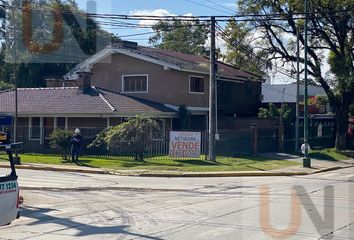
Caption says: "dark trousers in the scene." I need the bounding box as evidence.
[71,147,80,162]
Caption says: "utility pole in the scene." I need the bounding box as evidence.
[303,0,311,167]
[208,17,216,161]
[3,1,18,142]
[295,29,300,153]
[12,5,18,143]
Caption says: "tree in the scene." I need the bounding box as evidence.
[315,95,329,107]
[49,129,72,160]
[0,1,5,39]
[90,116,162,161]
[0,0,116,87]
[149,19,209,55]
[258,103,292,124]
[258,103,279,119]
[223,19,271,77]
[350,104,354,116]
[236,0,354,150]
[0,81,14,91]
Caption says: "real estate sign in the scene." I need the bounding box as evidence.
[169,131,201,158]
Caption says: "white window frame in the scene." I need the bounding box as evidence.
[122,74,149,94]
[189,75,205,94]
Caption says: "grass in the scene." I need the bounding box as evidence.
[0,154,299,172]
[310,148,351,161]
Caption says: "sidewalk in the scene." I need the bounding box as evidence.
[1,153,353,177]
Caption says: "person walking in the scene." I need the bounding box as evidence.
[71,129,83,163]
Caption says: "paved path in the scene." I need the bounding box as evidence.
[1,168,354,239]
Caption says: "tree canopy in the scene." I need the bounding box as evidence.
[0,0,116,88]
[223,20,271,77]
[149,19,209,55]
[233,0,354,149]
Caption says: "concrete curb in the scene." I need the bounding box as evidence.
[1,163,353,178]
[312,165,353,174]
[135,171,310,178]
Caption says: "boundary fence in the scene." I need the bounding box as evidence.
[3,124,334,159]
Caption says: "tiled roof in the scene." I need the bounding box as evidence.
[64,45,262,81]
[98,88,177,115]
[0,87,176,116]
[136,46,260,80]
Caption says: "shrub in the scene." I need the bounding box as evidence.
[49,129,72,160]
[90,116,162,160]
[258,103,292,124]
[0,81,14,91]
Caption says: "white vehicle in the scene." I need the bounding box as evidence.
[0,138,22,226]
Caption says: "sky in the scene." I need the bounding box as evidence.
[73,0,297,84]
[75,0,236,45]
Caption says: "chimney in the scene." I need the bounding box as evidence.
[77,72,92,93]
[46,78,64,87]
[112,40,138,50]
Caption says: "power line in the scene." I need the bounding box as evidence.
[203,0,236,14]
[182,0,235,15]
[216,23,298,80]
[1,3,353,22]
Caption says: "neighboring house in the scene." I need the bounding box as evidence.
[262,83,328,114]
[0,41,263,145]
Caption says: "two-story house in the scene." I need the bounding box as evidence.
[64,41,264,129]
[0,41,263,146]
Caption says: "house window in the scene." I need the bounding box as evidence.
[57,117,66,128]
[122,75,148,93]
[189,76,204,94]
[30,117,40,140]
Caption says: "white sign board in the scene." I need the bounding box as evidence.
[0,180,19,226]
[169,131,201,158]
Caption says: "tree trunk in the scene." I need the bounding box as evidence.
[335,104,349,150]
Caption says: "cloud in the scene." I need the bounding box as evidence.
[205,35,228,55]
[220,2,238,11]
[129,9,194,27]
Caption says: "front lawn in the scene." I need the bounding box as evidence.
[0,154,299,172]
[310,148,351,161]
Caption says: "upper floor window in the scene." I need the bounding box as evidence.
[189,76,204,94]
[122,74,148,93]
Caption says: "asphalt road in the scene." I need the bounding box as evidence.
[1,168,354,240]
